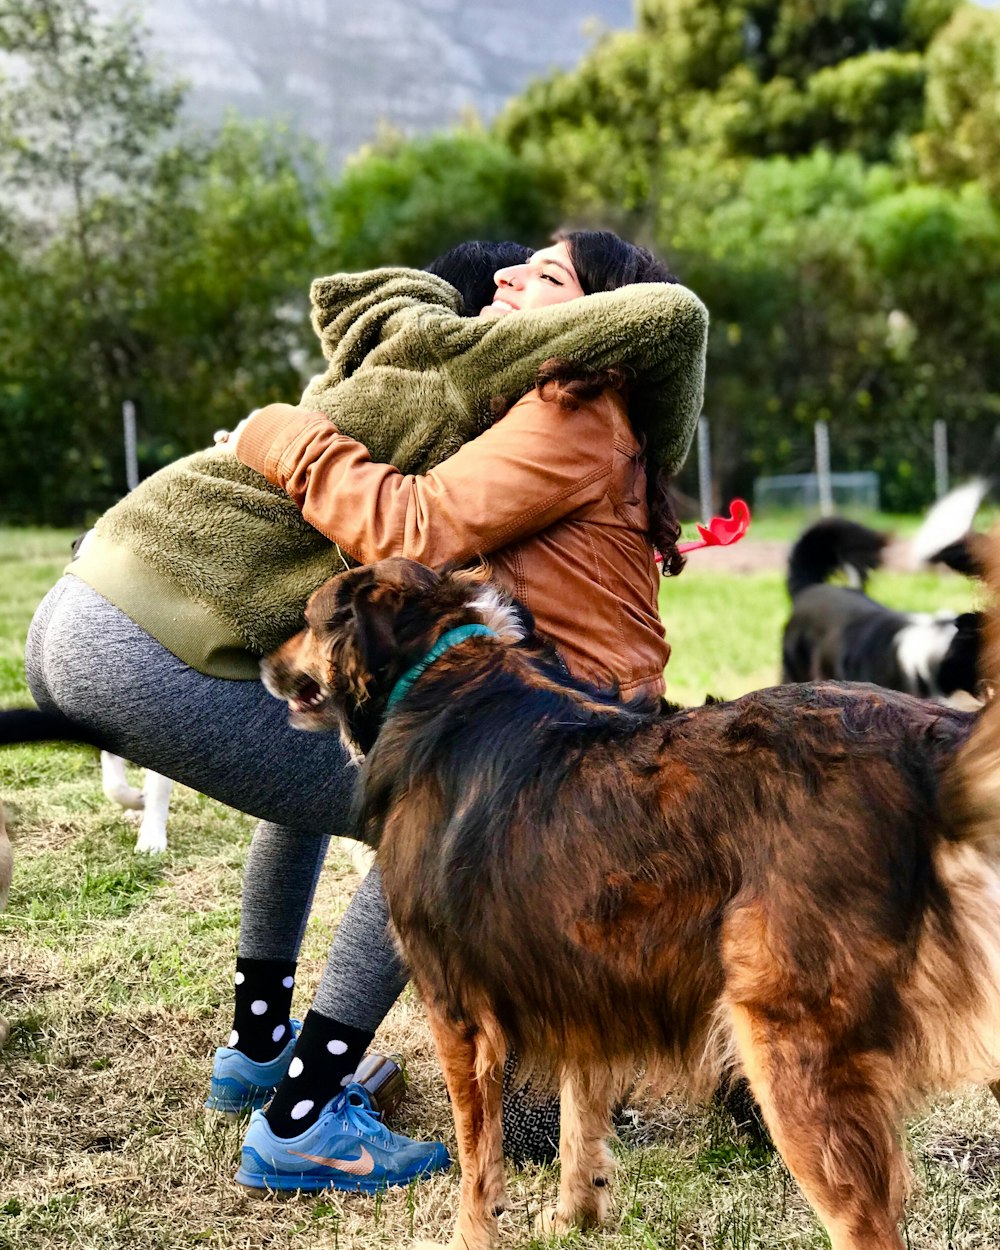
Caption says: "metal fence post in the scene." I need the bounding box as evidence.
[815,419,833,516]
[697,416,712,519]
[122,400,139,492]
[933,419,948,500]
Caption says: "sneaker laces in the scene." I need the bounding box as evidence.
[339,1083,395,1146]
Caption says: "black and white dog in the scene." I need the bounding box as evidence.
[781,513,984,703]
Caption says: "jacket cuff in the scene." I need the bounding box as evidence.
[235,408,330,485]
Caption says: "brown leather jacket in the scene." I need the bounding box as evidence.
[236,388,670,701]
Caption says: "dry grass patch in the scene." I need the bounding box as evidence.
[6,759,1000,1250]
[2,528,998,1248]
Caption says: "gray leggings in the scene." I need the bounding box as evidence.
[25,576,406,1030]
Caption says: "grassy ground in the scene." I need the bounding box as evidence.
[1,523,997,1250]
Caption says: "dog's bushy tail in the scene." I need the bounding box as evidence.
[945,525,1000,844]
[786,517,888,598]
[910,478,990,571]
[0,708,104,749]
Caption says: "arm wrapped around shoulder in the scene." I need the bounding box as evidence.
[470,283,708,480]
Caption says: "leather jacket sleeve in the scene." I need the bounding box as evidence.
[235,390,616,567]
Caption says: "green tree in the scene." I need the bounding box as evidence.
[913,4,1000,197]
[127,120,324,459]
[318,128,563,270]
[494,0,995,508]
[0,0,184,410]
[0,0,325,522]
[0,0,187,518]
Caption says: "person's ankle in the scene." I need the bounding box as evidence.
[263,1012,373,1137]
[228,956,298,1061]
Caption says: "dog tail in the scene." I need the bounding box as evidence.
[910,478,990,572]
[945,524,1000,843]
[918,533,989,579]
[0,708,104,750]
[786,517,888,597]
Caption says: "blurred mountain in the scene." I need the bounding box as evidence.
[98,0,635,167]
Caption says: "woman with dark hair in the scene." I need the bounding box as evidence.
[215,229,706,1186]
[25,230,707,1192]
[489,230,686,580]
[556,228,678,290]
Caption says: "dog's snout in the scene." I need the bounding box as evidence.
[260,631,312,700]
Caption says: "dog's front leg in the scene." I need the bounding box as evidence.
[537,1063,616,1235]
[134,770,173,855]
[414,1005,506,1250]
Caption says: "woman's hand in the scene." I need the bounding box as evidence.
[212,415,254,453]
[212,405,301,453]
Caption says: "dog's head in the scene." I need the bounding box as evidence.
[262,558,527,756]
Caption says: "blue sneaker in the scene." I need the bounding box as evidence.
[205,1020,302,1114]
[235,1082,451,1193]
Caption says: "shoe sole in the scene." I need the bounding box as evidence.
[204,1094,271,1116]
[204,1101,262,1120]
[234,1165,443,1194]
[235,1148,449,1194]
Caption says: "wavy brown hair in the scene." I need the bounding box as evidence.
[492,357,685,576]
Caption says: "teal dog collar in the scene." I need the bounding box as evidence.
[385,624,497,712]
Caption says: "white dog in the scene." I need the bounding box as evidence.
[100,753,173,855]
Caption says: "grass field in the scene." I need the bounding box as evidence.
[1,523,998,1250]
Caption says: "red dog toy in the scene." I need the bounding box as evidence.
[658,499,751,564]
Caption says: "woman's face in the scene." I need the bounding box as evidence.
[482,242,585,317]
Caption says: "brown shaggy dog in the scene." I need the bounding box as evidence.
[262,553,1000,1250]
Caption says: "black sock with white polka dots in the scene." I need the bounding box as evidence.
[228,957,298,1063]
[264,1010,373,1138]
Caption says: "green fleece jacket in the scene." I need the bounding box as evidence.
[72,269,707,677]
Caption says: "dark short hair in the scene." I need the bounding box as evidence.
[555,230,678,293]
[426,240,532,316]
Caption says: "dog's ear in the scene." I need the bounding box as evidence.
[929,536,987,578]
[338,560,442,695]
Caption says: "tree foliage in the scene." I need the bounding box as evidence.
[0,0,324,522]
[319,129,562,270]
[494,0,999,508]
[1,0,998,520]
[915,4,1000,197]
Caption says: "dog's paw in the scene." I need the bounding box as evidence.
[104,782,145,810]
[534,1206,571,1237]
[411,1228,498,1250]
[134,825,168,855]
[535,1197,607,1237]
[349,842,376,877]
[411,1242,494,1250]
